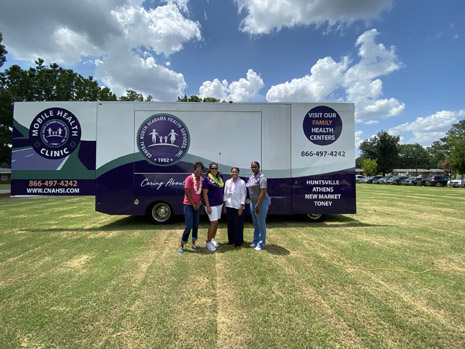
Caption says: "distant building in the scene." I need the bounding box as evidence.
[356,168,446,176]
[0,168,11,184]
[392,169,445,176]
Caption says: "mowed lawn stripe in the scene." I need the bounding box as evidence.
[265,229,366,347]
[275,228,463,348]
[100,224,218,348]
[267,193,465,348]
[215,238,334,348]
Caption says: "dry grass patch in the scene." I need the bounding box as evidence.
[269,252,365,347]
[215,251,250,349]
[59,254,95,273]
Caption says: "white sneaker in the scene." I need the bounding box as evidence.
[254,246,262,251]
[206,242,216,251]
[249,243,256,248]
[211,238,219,248]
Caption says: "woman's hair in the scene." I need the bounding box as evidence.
[231,167,240,173]
[208,162,220,177]
[251,161,260,168]
[193,161,204,171]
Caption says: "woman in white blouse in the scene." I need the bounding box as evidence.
[223,167,247,246]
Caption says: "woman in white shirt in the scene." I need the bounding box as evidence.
[223,167,247,246]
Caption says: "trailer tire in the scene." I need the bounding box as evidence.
[148,202,173,224]
[306,213,323,222]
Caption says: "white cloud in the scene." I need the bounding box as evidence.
[234,0,393,35]
[347,29,402,81]
[0,0,125,63]
[199,79,229,101]
[111,2,201,56]
[359,98,405,118]
[229,69,265,101]
[355,130,364,150]
[388,110,465,145]
[199,69,264,102]
[344,29,405,120]
[266,57,348,102]
[95,43,186,100]
[0,0,201,99]
[266,29,404,122]
[49,27,102,64]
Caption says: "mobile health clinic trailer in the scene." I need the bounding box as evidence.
[11,101,356,223]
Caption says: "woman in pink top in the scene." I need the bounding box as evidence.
[179,161,204,254]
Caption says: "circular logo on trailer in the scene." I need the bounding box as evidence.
[137,113,190,166]
[303,106,343,146]
[29,107,81,159]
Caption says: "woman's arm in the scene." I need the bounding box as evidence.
[238,180,246,216]
[203,188,211,214]
[255,188,267,214]
[239,180,247,205]
[185,188,199,210]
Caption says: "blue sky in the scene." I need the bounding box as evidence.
[1,0,464,151]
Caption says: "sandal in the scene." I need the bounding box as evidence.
[178,248,183,254]
[191,245,200,251]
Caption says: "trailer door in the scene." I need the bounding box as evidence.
[133,108,262,211]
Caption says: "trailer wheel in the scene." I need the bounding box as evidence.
[148,202,173,224]
[306,213,323,222]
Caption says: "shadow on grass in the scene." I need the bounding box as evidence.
[214,242,290,256]
[16,213,382,234]
[105,214,380,231]
[265,214,381,228]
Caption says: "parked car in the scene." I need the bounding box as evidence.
[362,176,371,183]
[419,176,431,186]
[356,175,366,183]
[421,175,449,187]
[402,177,417,185]
[448,176,464,188]
[375,176,388,184]
[366,176,382,184]
[409,176,426,186]
[388,175,409,185]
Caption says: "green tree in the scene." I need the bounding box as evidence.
[202,97,220,102]
[444,119,465,175]
[397,143,431,172]
[427,140,449,169]
[177,94,202,102]
[359,131,400,175]
[119,89,152,101]
[355,155,365,169]
[0,33,7,68]
[177,94,219,102]
[362,158,378,176]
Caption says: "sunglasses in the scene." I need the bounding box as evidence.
[210,167,218,170]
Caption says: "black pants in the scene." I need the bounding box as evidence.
[226,207,244,246]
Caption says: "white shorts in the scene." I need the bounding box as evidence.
[205,204,222,221]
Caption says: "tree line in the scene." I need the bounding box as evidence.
[357,128,465,177]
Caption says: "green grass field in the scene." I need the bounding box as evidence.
[1,185,464,348]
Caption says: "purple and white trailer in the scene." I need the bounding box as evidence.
[12,101,355,223]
